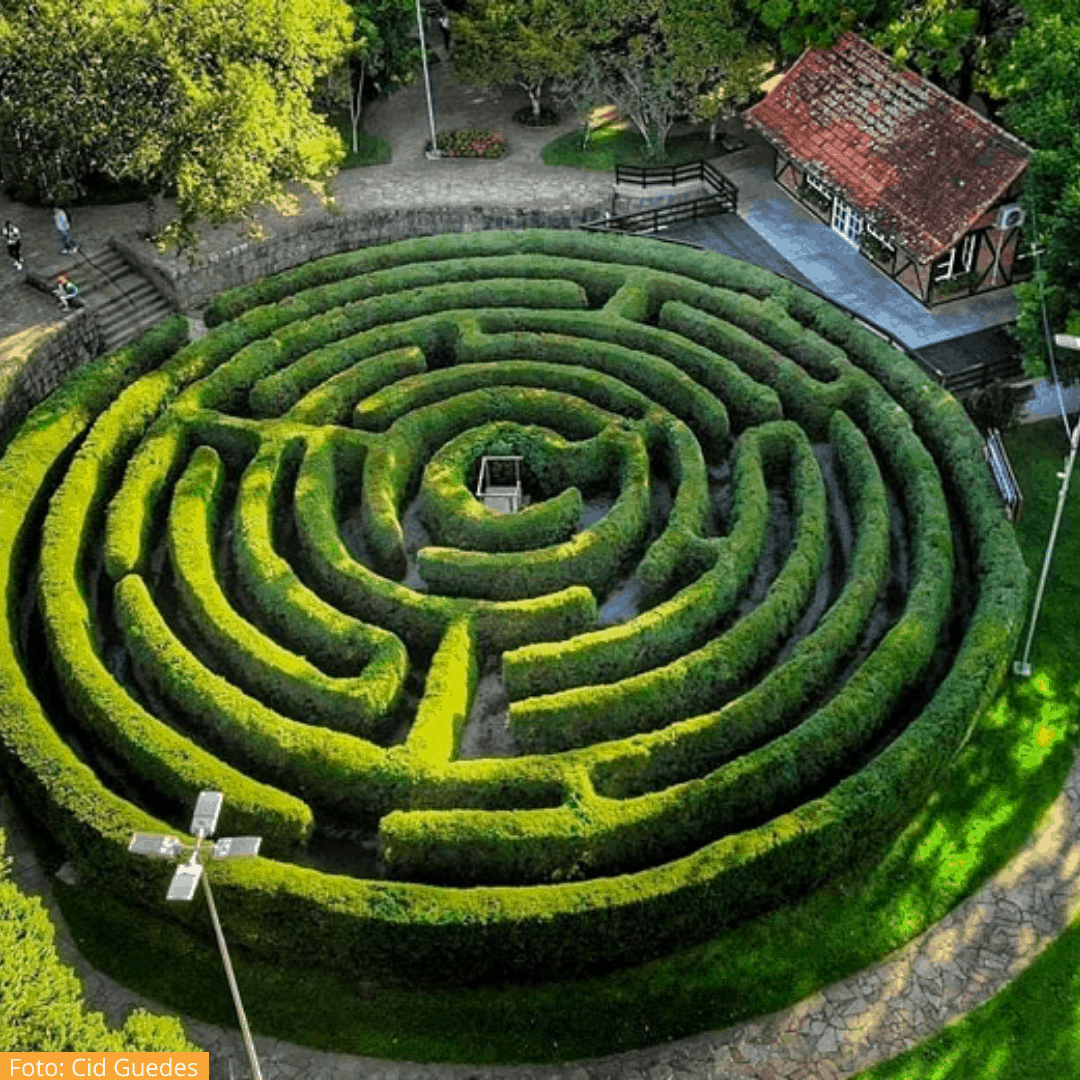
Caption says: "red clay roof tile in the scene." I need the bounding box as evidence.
[744,32,1030,262]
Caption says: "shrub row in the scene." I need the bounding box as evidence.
[358,383,628,580]
[230,436,409,688]
[419,425,651,601]
[659,300,874,440]
[184,279,588,416]
[353,356,655,436]
[103,416,189,579]
[591,409,891,798]
[465,306,780,436]
[456,327,730,461]
[418,422,586,552]
[502,421,769,701]
[371,388,962,883]
[284,345,428,425]
[0,232,1027,989]
[200,229,799,331]
[508,422,828,752]
[167,445,405,736]
[117,562,567,819]
[250,315,456,418]
[203,247,632,327]
[34,365,314,853]
[292,425,597,655]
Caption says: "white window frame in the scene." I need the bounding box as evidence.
[863,221,895,255]
[831,197,865,246]
[935,232,978,281]
[804,172,832,198]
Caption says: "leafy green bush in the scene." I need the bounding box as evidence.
[0,831,199,1052]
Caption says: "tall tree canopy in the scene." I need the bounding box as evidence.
[993,0,1080,379]
[572,0,766,158]
[452,0,600,121]
[0,0,354,247]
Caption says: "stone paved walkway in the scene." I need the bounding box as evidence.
[2,38,1077,1080]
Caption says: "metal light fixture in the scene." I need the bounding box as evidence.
[129,792,263,1079]
[416,0,440,158]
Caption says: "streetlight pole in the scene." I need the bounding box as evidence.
[129,792,263,1080]
[416,0,440,158]
[1014,335,1080,677]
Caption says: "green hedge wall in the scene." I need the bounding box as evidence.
[0,229,1027,990]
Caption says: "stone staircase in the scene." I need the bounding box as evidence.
[29,246,174,355]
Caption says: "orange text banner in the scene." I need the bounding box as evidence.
[0,1055,209,1079]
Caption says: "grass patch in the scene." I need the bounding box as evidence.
[846,417,1080,1080]
[48,415,1080,1065]
[330,109,392,168]
[541,116,726,171]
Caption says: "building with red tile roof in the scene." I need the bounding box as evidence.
[743,32,1034,306]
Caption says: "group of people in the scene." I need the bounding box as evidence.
[4,207,81,309]
[3,207,79,272]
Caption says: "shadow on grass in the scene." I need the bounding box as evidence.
[541,123,730,171]
[843,419,1080,1080]
[51,418,1080,1066]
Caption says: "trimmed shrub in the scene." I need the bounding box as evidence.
[0,228,1026,991]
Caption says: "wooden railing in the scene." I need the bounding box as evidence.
[581,159,738,238]
[940,354,1026,397]
[614,159,738,210]
[580,194,735,238]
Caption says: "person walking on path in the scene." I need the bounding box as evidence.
[437,13,451,52]
[53,206,78,255]
[2,219,22,271]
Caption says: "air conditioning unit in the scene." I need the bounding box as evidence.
[994,204,1025,230]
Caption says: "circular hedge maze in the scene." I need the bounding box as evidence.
[0,230,1026,988]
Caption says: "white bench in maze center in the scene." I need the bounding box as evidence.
[477,456,523,514]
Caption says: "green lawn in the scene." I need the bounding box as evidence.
[50,417,1080,1066]
[847,417,1080,1080]
[541,117,728,171]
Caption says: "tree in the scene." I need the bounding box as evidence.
[321,0,419,154]
[453,0,598,121]
[0,0,355,249]
[578,0,761,160]
[992,0,1080,380]
[871,0,1029,121]
[736,0,894,62]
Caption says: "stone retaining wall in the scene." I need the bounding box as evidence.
[114,203,610,311]
[0,308,103,445]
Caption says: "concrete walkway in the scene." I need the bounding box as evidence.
[2,46,1079,1080]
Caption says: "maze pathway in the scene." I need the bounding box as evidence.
[0,229,1025,1025]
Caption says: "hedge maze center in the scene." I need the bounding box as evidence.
[0,229,1026,1001]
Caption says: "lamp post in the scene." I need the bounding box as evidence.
[1014,334,1080,677]
[416,0,440,158]
[129,792,263,1080]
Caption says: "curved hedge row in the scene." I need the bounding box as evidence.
[0,229,1026,993]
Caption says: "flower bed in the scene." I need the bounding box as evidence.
[429,128,507,159]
